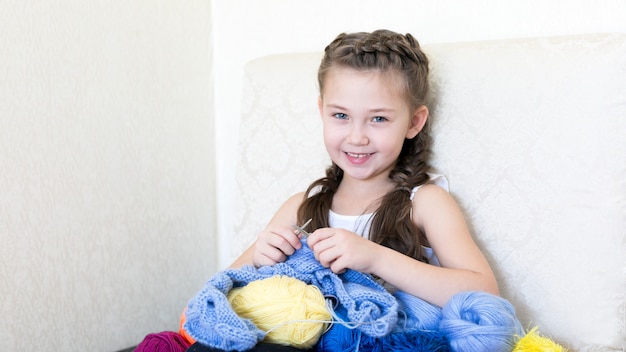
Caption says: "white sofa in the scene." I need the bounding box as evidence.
[231,33,626,351]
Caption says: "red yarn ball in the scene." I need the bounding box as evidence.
[135,331,191,352]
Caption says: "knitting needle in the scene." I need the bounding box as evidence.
[292,218,312,239]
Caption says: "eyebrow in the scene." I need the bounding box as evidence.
[325,103,396,113]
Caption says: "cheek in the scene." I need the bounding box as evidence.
[322,126,338,152]
[379,130,407,154]
[322,124,342,144]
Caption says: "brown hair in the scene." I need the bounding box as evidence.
[297,30,432,262]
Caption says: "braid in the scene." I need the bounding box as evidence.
[297,163,342,230]
[300,30,432,262]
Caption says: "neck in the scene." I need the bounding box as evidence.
[333,175,395,215]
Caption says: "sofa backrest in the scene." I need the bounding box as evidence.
[233,33,626,351]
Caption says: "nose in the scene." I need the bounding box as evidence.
[347,124,369,146]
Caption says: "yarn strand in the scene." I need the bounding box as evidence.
[183,241,528,352]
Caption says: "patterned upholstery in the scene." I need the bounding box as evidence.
[232,34,626,351]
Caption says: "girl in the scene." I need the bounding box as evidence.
[231,29,498,308]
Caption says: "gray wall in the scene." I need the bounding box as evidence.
[0,2,216,350]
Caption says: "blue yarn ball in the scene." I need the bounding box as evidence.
[439,291,523,352]
[316,322,449,352]
[394,290,442,331]
[316,303,449,352]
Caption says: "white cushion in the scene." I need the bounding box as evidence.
[233,33,626,351]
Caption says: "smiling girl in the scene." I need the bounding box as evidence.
[231,29,498,308]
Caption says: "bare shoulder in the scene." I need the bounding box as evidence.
[410,183,467,234]
[276,191,307,215]
[283,191,306,208]
[410,183,498,293]
[411,183,487,266]
[266,191,307,225]
[411,183,459,212]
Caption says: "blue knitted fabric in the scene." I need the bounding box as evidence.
[315,289,450,351]
[183,240,398,351]
[316,290,522,352]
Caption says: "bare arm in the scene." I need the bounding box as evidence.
[307,184,498,307]
[228,192,305,269]
[370,184,499,306]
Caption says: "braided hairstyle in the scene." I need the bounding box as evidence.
[297,30,432,262]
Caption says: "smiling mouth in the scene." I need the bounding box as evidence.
[345,152,373,158]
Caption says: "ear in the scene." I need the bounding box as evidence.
[406,105,429,139]
[317,96,324,117]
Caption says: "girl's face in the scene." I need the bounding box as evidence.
[318,68,427,184]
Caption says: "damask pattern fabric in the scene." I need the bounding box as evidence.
[232,34,626,351]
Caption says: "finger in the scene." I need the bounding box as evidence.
[261,250,287,265]
[276,227,304,250]
[253,243,286,266]
[306,228,335,248]
[268,234,300,256]
[315,243,341,268]
[330,260,347,274]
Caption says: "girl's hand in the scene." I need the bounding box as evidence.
[252,225,302,267]
[307,228,377,274]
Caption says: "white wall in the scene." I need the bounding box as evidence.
[4,2,624,349]
[0,1,215,351]
[212,0,626,268]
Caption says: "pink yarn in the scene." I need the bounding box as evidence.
[135,331,191,352]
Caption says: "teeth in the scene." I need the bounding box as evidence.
[347,152,370,158]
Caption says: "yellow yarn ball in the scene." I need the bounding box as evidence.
[227,275,331,349]
[513,327,567,352]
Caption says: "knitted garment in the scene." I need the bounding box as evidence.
[183,240,398,351]
[315,290,450,351]
[316,290,522,352]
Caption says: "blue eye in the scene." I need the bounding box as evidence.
[372,116,387,123]
[333,113,348,120]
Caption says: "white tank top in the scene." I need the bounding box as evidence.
[328,173,448,266]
